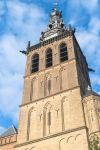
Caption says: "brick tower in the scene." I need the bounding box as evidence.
[10,5,100,150]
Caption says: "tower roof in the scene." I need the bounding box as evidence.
[20,5,75,55]
[40,5,75,42]
[49,4,64,29]
[0,125,17,138]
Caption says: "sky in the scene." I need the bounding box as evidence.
[0,0,100,134]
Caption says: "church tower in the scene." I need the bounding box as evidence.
[14,5,96,150]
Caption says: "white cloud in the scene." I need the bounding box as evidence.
[69,0,99,14]
[42,0,66,3]
[0,0,100,129]
[76,28,100,58]
[89,17,100,35]
[80,0,98,13]
[91,75,100,85]
[76,16,100,60]
[67,0,99,26]
[0,0,47,124]
[76,16,100,90]
[0,1,5,16]
[0,34,25,73]
[6,0,47,42]
[67,0,100,83]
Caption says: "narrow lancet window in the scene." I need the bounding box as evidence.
[46,49,52,68]
[60,43,68,62]
[48,112,51,126]
[31,54,39,73]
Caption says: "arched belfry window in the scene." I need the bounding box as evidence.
[60,43,68,62]
[46,49,53,68]
[31,53,39,73]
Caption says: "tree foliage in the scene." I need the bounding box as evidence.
[89,134,100,150]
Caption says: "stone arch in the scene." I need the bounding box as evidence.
[59,42,68,63]
[75,134,81,140]
[44,101,51,110]
[53,73,60,94]
[44,73,52,96]
[58,41,67,49]
[30,76,39,101]
[75,134,85,150]
[59,138,66,150]
[30,147,35,150]
[66,136,74,150]
[58,42,67,63]
[43,101,52,136]
[66,136,73,143]
[84,102,92,133]
[27,106,37,140]
[59,67,64,91]
[45,48,53,68]
[31,53,39,73]
[61,96,70,131]
[59,65,68,91]
[27,107,34,141]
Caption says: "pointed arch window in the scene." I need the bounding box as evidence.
[48,111,51,126]
[31,53,39,73]
[46,49,53,68]
[60,43,68,62]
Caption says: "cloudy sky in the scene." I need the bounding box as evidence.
[0,0,100,134]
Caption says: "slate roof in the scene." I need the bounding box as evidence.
[0,125,17,138]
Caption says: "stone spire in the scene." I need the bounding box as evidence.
[48,3,64,29]
[40,4,66,41]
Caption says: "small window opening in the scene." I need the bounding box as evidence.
[46,49,52,68]
[48,79,51,94]
[31,54,39,73]
[48,112,51,126]
[60,43,68,62]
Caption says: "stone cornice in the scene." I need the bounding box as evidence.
[26,31,74,54]
[14,126,87,148]
[24,58,76,79]
[89,130,100,136]
[0,133,17,140]
[20,86,80,107]
[0,141,17,147]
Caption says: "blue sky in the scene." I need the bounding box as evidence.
[0,0,100,134]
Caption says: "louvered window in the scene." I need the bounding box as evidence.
[31,54,39,73]
[60,43,68,62]
[46,49,52,68]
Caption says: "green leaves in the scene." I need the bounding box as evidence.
[89,134,100,150]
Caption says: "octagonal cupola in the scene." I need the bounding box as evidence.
[40,4,66,41]
[48,4,64,29]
